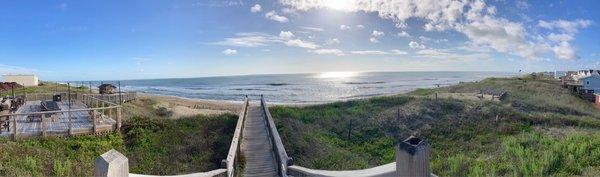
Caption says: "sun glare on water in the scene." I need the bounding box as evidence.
[317,72,358,79]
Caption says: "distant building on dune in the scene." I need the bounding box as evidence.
[2,74,38,87]
[561,70,600,102]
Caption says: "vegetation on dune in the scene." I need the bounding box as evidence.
[0,113,236,176]
[0,134,125,177]
[0,90,237,176]
[0,82,90,97]
[123,114,237,175]
[270,76,600,176]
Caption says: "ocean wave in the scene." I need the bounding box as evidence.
[344,81,386,85]
[230,88,276,91]
[266,83,290,86]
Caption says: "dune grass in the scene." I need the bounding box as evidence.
[270,76,600,176]
[0,82,238,176]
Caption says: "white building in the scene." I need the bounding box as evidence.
[3,74,39,86]
[581,71,600,94]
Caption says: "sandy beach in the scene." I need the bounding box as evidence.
[129,93,244,119]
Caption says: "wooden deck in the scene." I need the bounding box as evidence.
[0,101,116,137]
[241,104,278,177]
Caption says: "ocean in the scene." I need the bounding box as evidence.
[103,71,517,104]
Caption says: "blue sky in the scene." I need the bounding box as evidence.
[0,0,599,81]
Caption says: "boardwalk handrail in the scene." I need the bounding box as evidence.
[224,96,249,177]
[260,95,292,177]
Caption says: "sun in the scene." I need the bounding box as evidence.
[323,0,353,11]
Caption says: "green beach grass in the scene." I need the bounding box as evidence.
[270,76,600,176]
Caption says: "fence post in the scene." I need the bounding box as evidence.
[93,110,98,133]
[116,107,122,131]
[396,136,430,177]
[41,113,46,137]
[11,115,17,141]
[94,149,129,177]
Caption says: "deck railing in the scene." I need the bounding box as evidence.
[224,96,249,177]
[0,92,130,139]
[260,95,293,177]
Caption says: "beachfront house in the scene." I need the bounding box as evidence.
[2,74,38,87]
[581,71,600,94]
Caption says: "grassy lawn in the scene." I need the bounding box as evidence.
[270,76,600,176]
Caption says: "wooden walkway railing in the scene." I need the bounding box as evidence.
[223,96,249,177]
[260,95,293,177]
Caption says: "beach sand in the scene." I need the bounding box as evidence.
[134,93,244,119]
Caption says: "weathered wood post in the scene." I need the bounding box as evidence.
[396,136,430,177]
[41,113,46,137]
[11,115,17,140]
[94,149,129,177]
[93,110,98,133]
[116,107,122,131]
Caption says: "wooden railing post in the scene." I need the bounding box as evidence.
[396,136,430,177]
[92,110,98,133]
[41,113,46,137]
[116,107,122,131]
[12,115,17,140]
[94,149,129,177]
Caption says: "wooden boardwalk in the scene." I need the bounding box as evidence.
[241,103,278,177]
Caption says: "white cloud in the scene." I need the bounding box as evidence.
[214,32,319,50]
[300,26,324,32]
[285,39,318,49]
[326,38,340,45]
[281,0,591,61]
[351,50,407,55]
[340,25,351,30]
[417,49,492,62]
[547,33,573,43]
[369,38,379,43]
[222,49,238,55]
[213,32,280,47]
[356,25,365,29]
[391,49,408,55]
[310,49,345,56]
[409,41,426,49]
[265,11,289,23]
[282,7,297,15]
[370,30,385,43]
[552,42,577,60]
[250,4,261,13]
[539,19,591,33]
[279,31,295,39]
[397,31,410,38]
[371,30,384,37]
